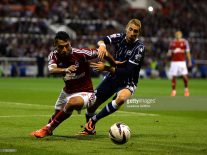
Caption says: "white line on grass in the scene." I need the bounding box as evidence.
[0,101,159,117]
[117,111,158,116]
[0,115,51,118]
[0,113,158,118]
[0,101,53,108]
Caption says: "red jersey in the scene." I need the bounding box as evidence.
[169,38,190,62]
[48,48,98,94]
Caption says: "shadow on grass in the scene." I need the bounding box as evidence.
[52,134,106,140]
[28,134,107,141]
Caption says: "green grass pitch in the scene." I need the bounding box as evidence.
[0,77,207,155]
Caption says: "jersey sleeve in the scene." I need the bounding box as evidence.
[103,33,124,44]
[48,51,57,66]
[168,41,173,53]
[184,39,190,53]
[128,45,145,66]
[73,48,98,60]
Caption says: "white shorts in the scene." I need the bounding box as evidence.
[54,89,96,110]
[169,61,188,76]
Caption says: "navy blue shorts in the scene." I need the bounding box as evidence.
[95,76,137,103]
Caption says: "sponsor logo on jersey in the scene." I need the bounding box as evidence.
[135,54,142,61]
[126,50,132,55]
[64,72,85,81]
[173,48,184,53]
[109,33,121,38]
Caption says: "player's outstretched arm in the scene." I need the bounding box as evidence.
[90,62,115,73]
[103,51,116,66]
[97,40,123,66]
[186,52,192,67]
[48,64,77,74]
[97,40,108,60]
[167,50,172,57]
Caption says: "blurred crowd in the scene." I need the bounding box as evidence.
[0,0,207,78]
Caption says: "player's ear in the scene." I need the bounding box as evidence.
[138,28,141,35]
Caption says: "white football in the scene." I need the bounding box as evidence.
[109,122,131,144]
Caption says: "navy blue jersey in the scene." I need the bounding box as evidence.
[103,33,145,86]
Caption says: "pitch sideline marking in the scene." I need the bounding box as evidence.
[117,111,158,116]
[0,101,53,108]
[0,115,51,118]
[0,101,159,117]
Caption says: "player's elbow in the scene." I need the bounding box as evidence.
[48,65,57,74]
[48,67,55,74]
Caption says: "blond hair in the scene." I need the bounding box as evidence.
[126,19,142,29]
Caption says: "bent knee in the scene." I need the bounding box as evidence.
[68,97,78,106]
[115,90,132,105]
[67,96,84,108]
[115,95,128,105]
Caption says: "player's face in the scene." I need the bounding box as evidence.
[125,23,140,43]
[175,31,182,40]
[56,39,72,56]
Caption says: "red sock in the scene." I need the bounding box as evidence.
[172,77,176,90]
[49,110,71,131]
[48,110,60,124]
[183,76,188,88]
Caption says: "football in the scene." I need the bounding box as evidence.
[109,122,131,144]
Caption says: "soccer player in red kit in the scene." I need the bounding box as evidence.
[30,31,115,138]
[167,31,192,96]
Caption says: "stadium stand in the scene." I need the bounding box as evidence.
[0,0,206,78]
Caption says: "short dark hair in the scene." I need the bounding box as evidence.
[54,31,70,42]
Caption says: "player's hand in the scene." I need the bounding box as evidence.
[65,65,77,73]
[98,46,108,60]
[188,61,192,68]
[115,60,127,65]
[90,62,105,71]
[167,51,172,57]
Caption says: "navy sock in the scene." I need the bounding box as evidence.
[92,100,119,123]
[85,111,95,122]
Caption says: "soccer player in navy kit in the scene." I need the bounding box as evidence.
[80,19,145,135]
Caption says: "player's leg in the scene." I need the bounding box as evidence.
[183,74,189,96]
[48,89,67,123]
[31,95,85,138]
[85,97,103,123]
[181,62,190,96]
[48,110,60,124]
[85,77,118,122]
[79,97,103,135]
[85,88,132,132]
[46,96,84,130]
[169,62,177,96]
[79,96,113,135]
[79,78,117,135]
[85,94,114,122]
[93,88,131,120]
[171,76,176,96]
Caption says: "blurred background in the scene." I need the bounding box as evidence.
[0,0,206,78]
